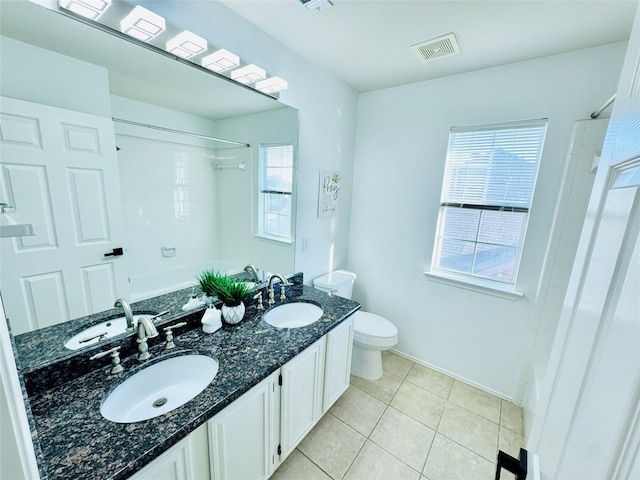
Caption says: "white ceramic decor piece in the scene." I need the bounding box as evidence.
[221,303,245,325]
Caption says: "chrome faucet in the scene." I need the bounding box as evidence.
[114,298,134,331]
[244,264,260,282]
[267,274,291,305]
[136,316,159,361]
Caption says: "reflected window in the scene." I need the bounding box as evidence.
[258,143,294,242]
[432,119,547,284]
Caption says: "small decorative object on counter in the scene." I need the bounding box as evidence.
[197,270,251,325]
[182,286,206,311]
[201,299,222,334]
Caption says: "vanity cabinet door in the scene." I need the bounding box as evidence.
[322,316,354,413]
[207,372,278,480]
[127,423,210,480]
[279,338,326,460]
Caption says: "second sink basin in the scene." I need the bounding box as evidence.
[101,354,219,423]
[264,302,324,328]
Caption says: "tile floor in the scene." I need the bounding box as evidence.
[271,351,525,480]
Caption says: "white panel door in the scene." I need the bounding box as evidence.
[280,338,325,460]
[208,372,277,480]
[0,96,129,333]
[128,438,192,480]
[322,316,354,413]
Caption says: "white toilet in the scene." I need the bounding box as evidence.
[313,270,398,381]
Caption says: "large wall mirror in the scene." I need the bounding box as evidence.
[0,1,298,336]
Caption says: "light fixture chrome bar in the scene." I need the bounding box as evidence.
[112,118,250,147]
[591,93,616,119]
[47,5,280,100]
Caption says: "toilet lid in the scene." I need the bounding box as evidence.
[354,311,397,338]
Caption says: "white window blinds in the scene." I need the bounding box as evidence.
[433,119,548,285]
[258,144,293,240]
[442,119,548,211]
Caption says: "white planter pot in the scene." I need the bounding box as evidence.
[221,302,245,325]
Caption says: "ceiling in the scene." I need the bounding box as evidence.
[1,0,636,111]
[219,0,638,93]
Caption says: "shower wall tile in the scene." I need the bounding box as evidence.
[528,118,608,382]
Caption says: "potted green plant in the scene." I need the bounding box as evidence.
[197,270,251,324]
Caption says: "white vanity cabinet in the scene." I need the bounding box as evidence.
[131,315,354,480]
[279,338,326,460]
[207,371,279,480]
[322,316,354,413]
[127,423,210,480]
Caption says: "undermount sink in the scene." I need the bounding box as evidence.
[264,302,324,329]
[101,354,219,423]
[64,314,154,350]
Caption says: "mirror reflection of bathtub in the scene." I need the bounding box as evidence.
[0,1,298,338]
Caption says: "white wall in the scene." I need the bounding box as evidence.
[348,43,627,400]
[134,0,359,282]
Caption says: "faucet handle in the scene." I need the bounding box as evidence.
[253,291,264,310]
[279,279,292,301]
[163,322,187,350]
[150,310,170,322]
[90,346,124,374]
[79,331,108,344]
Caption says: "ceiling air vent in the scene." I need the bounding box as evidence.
[299,0,333,14]
[412,33,460,63]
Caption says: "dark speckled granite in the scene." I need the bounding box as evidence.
[20,274,360,480]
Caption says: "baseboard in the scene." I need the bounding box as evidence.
[389,348,515,403]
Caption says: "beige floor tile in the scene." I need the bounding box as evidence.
[370,406,436,471]
[298,413,366,480]
[437,403,499,462]
[448,380,501,423]
[498,426,525,459]
[389,382,446,430]
[351,371,403,404]
[344,440,421,480]
[405,364,454,399]
[500,400,524,435]
[329,385,387,436]
[271,449,332,480]
[382,351,414,379]
[423,434,495,480]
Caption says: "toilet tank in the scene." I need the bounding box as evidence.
[313,270,356,299]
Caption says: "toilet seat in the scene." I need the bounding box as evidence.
[353,311,398,348]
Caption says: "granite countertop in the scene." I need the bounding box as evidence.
[20,280,360,480]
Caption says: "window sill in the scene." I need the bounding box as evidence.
[254,233,293,246]
[422,270,524,301]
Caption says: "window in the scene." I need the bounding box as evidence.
[432,119,548,285]
[257,143,294,242]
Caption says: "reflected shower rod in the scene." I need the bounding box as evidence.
[112,118,250,147]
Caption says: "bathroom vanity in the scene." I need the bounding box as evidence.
[11,273,360,480]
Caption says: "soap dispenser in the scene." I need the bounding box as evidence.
[201,298,222,334]
[182,287,206,311]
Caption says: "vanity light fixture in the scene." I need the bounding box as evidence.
[202,49,240,73]
[230,64,266,84]
[59,0,111,20]
[166,30,207,59]
[255,76,288,94]
[120,6,166,42]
